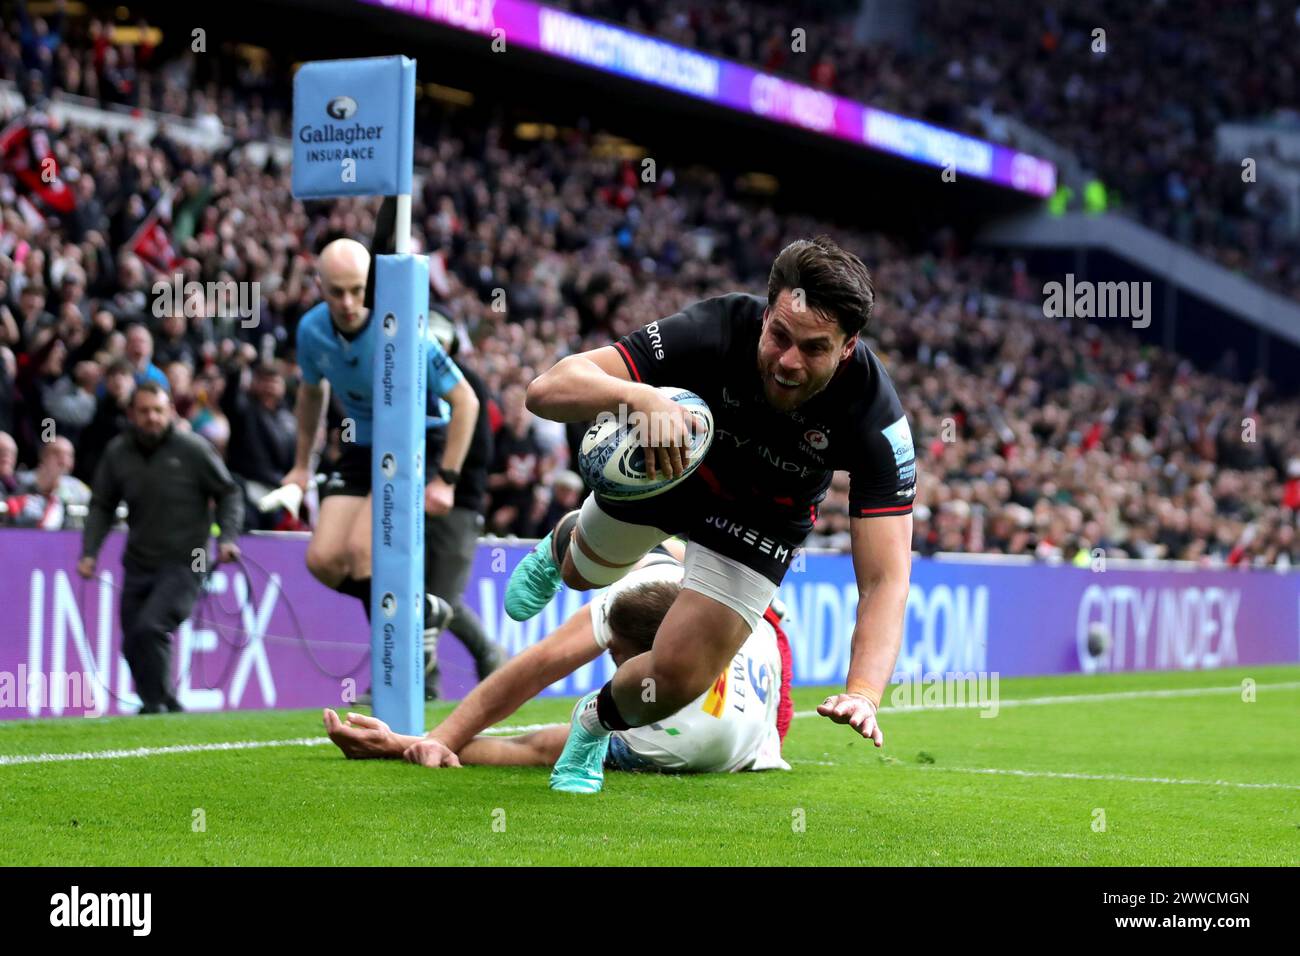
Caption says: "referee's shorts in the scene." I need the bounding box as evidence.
[318,431,443,500]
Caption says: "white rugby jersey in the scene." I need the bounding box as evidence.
[589,561,790,773]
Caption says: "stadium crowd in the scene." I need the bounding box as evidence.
[556,0,1300,299]
[0,5,1297,569]
[8,0,1297,294]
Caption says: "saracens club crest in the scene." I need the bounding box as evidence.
[804,429,829,451]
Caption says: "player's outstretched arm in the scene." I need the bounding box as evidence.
[405,607,604,767]
[455,726,570,767]
[818,513,913,747]
[323,709,424,759]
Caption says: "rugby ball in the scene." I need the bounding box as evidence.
[578,387,714,500]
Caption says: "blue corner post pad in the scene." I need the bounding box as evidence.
[370,254,430,736]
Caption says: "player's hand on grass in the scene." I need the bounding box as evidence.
[402,737,461,768]
[424,478,454,516]
[632,385,702,480]
[817,693,884,747]
[323,709,398,759]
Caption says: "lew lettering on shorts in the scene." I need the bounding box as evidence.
[50,886,152,936]
[704,515,791,562]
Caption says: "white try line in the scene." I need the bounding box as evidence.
[1,680,1297,768]
[0,736,332,766]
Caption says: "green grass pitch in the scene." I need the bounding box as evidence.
[1,665,1296,866]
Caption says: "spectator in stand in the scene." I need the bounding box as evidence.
[15,0,64,98]
[56,270,90,324]
[0,346,14,437]
[0,284,19,350]
[12,332,69,462]
[14,283,55,352]
[75,357,133,485]
[535,469,585,539]
[188,364,231,456]
[42,357,99,447]
[163,359,195,424]
[9,435,89,529]
[486,383,547,536]
[122,323,170,390]
[0,430,19,496]
[109,255,150,321]
[222,351,296,530]
[154,310,197,369]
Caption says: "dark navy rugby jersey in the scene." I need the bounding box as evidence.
[612,292,916,518]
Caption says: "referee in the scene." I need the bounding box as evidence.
[78,381,244,714]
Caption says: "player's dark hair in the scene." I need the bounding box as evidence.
[767,235,874,338]
[607,580,682,653]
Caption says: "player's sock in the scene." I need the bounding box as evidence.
[424,593,454,633]
[423,594,452,686]
[581,680,629,734]
[549,509,582,566]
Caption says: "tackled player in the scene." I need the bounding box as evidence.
[324,544,795,787]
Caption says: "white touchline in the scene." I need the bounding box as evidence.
[1,680,1296,768]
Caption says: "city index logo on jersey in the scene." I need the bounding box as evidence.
[701,668,728,718]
